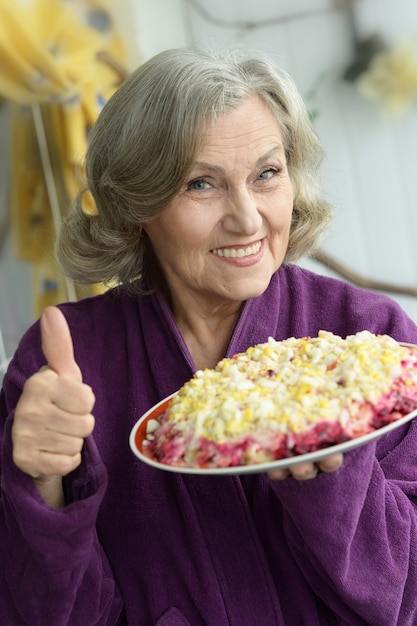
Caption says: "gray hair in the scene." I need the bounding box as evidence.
[57,47,332,293]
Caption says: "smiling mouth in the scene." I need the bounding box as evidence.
[212,241,262,259]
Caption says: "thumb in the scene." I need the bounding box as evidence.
[40,306,82,380]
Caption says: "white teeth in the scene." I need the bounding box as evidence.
[212,241,261,258]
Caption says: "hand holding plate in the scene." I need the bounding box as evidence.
[268,452,344,480]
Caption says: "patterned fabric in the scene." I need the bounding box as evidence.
[0,0,128,314]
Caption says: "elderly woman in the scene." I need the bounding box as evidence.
[2,47,417,625]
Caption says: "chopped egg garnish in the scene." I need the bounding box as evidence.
[148,331,417,468]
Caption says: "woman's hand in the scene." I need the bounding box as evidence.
[268,452,344,481]
[11,306,95,507]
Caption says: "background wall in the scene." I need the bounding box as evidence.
[1,0,417,373]
[0,106,34,368]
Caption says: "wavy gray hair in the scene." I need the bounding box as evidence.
[57,47,332,293]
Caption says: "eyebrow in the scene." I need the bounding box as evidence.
[193,145,285,174]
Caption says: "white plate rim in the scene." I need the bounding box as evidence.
[129,371,417,476]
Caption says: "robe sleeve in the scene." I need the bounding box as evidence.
[0,356,124,625]
[271,423,417,625]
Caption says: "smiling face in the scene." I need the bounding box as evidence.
[143,96,294,317]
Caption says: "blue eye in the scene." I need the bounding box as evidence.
[188,178,210,190]
[258,168,277,180]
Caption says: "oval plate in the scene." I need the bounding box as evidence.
[129,393,417,476]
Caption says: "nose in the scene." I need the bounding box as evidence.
[222,186,263,234]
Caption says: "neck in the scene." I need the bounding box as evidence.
[174,301,243,371]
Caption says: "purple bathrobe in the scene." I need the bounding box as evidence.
[2,265,417,625]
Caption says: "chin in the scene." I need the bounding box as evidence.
[224,279,271,302]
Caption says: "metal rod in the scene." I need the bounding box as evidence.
[312,249,417,298]
[31,103,77,302]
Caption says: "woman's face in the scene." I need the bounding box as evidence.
[143,96,294,313]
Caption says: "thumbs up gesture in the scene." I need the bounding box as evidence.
[12,307,95,506]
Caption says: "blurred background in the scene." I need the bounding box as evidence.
[1,0,417,376]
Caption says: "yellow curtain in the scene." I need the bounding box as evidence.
[0,0,129,315]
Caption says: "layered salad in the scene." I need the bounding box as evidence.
[143,331,417,468]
